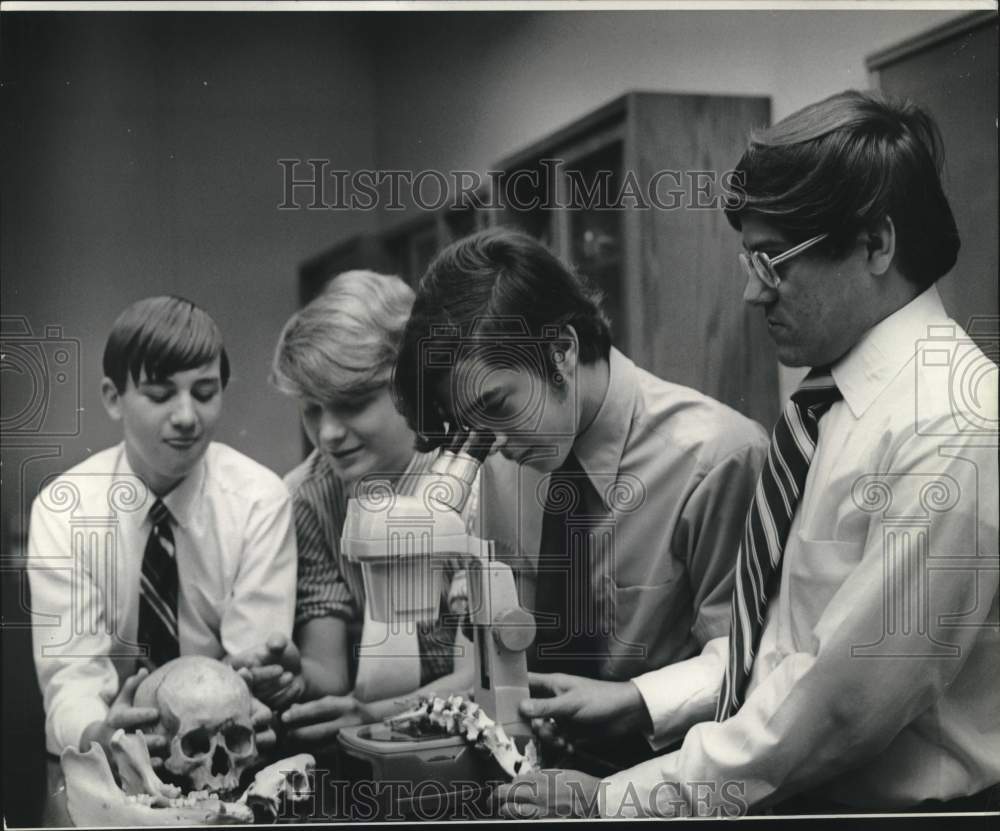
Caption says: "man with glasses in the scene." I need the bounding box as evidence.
[498,90,999,817]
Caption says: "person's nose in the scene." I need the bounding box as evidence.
[170,393,198,431]
[318,409,347,445]
[742,270,775,307]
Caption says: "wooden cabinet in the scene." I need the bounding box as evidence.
[489,92,778,427]
[300,91,779,427]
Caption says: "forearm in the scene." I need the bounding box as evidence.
[297,615,353,700]
[301,655,351,699]
[29,505,117,752]
[604,521,997,815]
[363,653,477,723]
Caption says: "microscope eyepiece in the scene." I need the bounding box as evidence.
[427,428,494,512]
[465,430,495,463]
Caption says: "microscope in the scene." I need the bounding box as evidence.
[336,429,536,817]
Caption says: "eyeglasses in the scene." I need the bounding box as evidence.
[739,232,829,289]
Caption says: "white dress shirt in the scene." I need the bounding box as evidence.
[605,285,999,815]
[28,442,297,754]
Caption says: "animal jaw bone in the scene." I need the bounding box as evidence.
[110,729,182,806]
[238,754,315,819]
[62,730,315,826]
[386,695,538,778]
[63,739,255,826]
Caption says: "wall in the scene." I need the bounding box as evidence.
[2,13,378,541]
[370,9,966,400]
[1,17,377,822]
[2,9,969,527]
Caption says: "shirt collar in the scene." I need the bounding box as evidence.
[830,284,948,419]
[162,457,206,527]
[117,444,206,528]
[572,347,637,510]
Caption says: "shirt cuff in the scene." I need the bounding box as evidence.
[49,698,110,755]
[632,636,728,751]
[632,668,688,751]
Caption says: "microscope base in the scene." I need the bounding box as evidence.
[337,724,530,820]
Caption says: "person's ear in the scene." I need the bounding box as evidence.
[101,377,123,421]
[866,215,896,277]
[550,326,580,384]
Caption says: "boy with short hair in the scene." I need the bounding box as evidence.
[28,295,297,760]
[394,229,768,769]
[271,270,475,746]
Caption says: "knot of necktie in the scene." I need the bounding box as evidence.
[149,498,172,528]
[790,367,842,418]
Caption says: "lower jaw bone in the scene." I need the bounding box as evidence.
[62,743,255,826]
[62,734,315,826]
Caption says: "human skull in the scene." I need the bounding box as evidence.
[134,655,257,795]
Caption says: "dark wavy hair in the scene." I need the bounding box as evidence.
[393,228,611,450]
[103,295,230,392]
[724,89,960,289]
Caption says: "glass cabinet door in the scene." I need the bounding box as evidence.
[563,141,625,346]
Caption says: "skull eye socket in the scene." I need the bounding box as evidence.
[180,727,212,758]
[222,724,254,755]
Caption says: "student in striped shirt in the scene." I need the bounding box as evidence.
[268,270,475,750]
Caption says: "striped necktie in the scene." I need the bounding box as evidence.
[716,368,842,720]
[138,498,180,667]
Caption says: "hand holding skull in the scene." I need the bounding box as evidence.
[64,657,319,826]
[80,668,168,767]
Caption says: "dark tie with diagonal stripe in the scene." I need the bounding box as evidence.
[138,498,180,667]
[716,368,841,720]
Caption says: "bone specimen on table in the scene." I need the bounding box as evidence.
[133,655,257,795]
[61,655,317,826]
[109,729,182,805]
[62,741,255,826]
[386,694,538,778]
[63,734,316,826]
[238,753,316,819]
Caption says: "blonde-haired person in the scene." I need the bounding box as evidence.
[268,270,475,751]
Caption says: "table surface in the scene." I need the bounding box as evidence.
[39,739,638,826]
